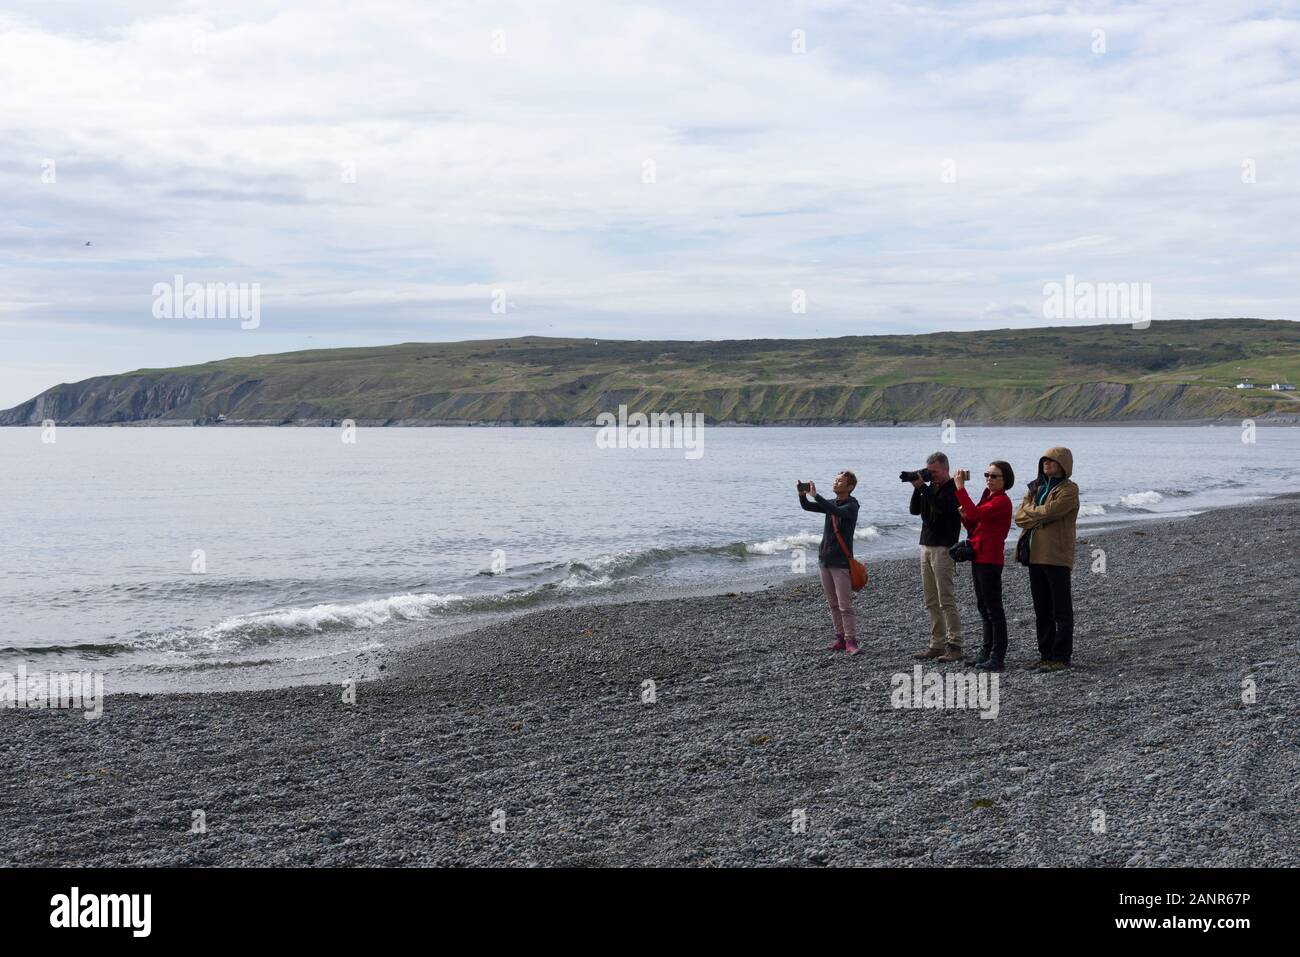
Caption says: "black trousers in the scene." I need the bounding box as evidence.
[1028,563,1074,663]
[970,562,1007,661]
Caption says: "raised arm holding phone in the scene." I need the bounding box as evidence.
[798,471,862,655]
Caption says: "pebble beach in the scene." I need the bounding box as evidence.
[2,495,1297,867]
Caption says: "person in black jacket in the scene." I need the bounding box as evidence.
[797,471,861,655]
[908,451,963,662]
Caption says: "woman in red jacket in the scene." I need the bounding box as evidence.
[953,461,1015,671]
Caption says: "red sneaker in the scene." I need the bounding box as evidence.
[826,635,847,651]
[845,637,862,656]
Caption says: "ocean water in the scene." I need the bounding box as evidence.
[3,425,1297,692]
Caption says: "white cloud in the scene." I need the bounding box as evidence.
[0,0,1297,406]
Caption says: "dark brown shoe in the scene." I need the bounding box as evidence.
[913,647,944,660]
[936,645,963,663]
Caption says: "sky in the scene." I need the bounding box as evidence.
[1,0,1298,408]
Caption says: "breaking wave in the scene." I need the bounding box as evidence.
[747,525,882,555]
[1118,490,1164,508]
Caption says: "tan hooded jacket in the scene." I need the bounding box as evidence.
[1013,446,1079,568]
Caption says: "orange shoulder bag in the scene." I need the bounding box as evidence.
[831,515,868,591]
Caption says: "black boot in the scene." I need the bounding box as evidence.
[980,618,1008,671]
[967,623,993,666]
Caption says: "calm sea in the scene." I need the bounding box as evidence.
[3,425,1297,692]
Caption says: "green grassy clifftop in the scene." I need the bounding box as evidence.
[4,319,1297,426]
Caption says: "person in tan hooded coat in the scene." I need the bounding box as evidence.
[1014,446,1078,671]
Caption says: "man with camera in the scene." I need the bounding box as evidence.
[904,452,962,662]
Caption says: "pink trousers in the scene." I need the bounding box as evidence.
[818,565,858,641]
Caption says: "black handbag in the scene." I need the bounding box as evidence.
[949,540,975,563]
[1016,482,1042,566]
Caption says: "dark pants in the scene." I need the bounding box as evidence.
[970,562,1007,662]
[1028,563,1073,662]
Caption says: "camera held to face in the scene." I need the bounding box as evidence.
[900,467,933,483]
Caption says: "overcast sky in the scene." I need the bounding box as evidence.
[2,0,1298,408]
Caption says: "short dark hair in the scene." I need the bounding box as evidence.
[990,460,1015,490]
[926,451,949,469]
[839,470,858,489]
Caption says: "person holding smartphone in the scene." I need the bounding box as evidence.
[954,462,1015,670]
[797,472,861,655]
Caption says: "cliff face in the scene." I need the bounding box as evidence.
[1,375,1292,426]
[0,372,255,425]
[4,321,1297,426]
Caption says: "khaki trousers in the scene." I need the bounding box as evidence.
[921,545,961,649]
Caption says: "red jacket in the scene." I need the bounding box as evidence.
[955,487,1012,566]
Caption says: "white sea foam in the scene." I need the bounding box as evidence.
[1119,490,1164,508]
[215,592,466,634]
[747,525,880,555]
[140,592,468,653]
[1079,504,1107,516]
[747,532,821,555]
[558,571,615,590]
